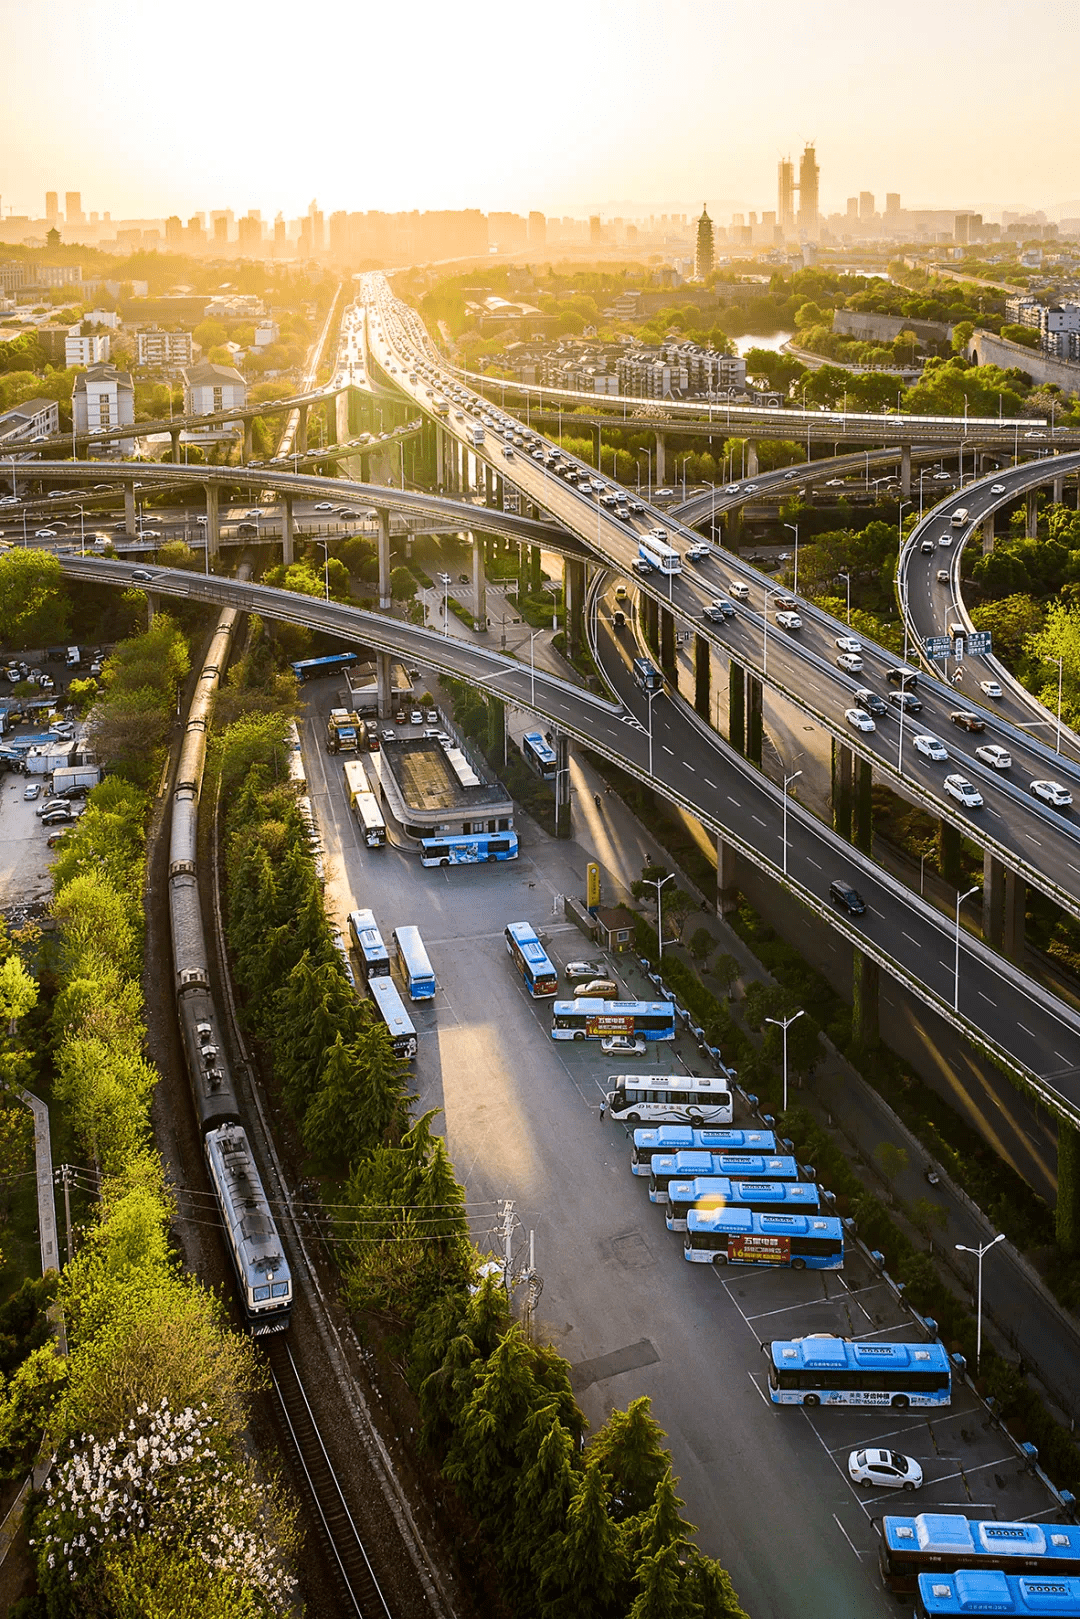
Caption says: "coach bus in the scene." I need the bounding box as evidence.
[521,731,558,781]
[685,1207,844,1270]
[602,1074,732,1125]
[638,533,682,575]
[767,1337,951,1410]
[916,1571,1080,1618]
[420,830,519,867]
[880,1517,1080,1598]
[368,974,418,1059]
[392,925,437,1000]
[552,999,676,1043]
[632,657,664,694]
[667,1175,821,1231]
[353,790,387,848]
[647,1151,800,1202]
[630,1125,777,1174]
[348,908,390,980]
[504,922,559,998]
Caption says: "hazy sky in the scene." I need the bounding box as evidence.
[3,0,1077,223]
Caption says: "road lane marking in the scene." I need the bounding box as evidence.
[978,992,995,1005]
[752,815,767,827]
[807,857,821,869]
[1017,1023,1035,1036]
[902,932,918,945]
[683,762,695,771]
[727,796,740,806]
[704,777,717,788]
[663,744,675,755]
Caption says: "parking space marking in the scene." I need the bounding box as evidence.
[832,1513,867,1561]
[746,1370,773,1409]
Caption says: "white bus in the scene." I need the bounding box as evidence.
[638,533,682,575]
[353,790,386,848]
[392,925,437,1000]
[603,1074,734,1126]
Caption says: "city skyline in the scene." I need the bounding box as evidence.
[2,0,1077,224]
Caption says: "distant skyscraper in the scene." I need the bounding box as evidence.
[212,214,229,243]
[777,158,796,234]
[859,191,874,222]
[885,192,901,217]
[695,205,714,277]
[528,211,546,247]
[308,199,324,253]
[797,145,819,235]
[589,215,601,245]
[45,192,58,224]
[846,198,858,223]
[65,191,84,227]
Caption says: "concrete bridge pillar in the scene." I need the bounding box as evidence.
[203,484,220,565]
[1056,1118,1080,1254]
[376,652,392,720]
[530,544,543,594]
[1027,490,1038,538]
[297,403,309,457]
[654,430,668,487]
[938,819,963,888]
[169,427,181,463]
[745,673,763,766]
[745,438,759,479]
[435,425,445,488]
[982,516,995,555]
[124,485,137,537]
[832,739,853,841]
[554,732,572,839]
[716,835,738,915]
[563,557,586,661]
[471,533,487,631]
[852,950,880,1052]
[853,754,873,855]
[282,496,295,565]
[1053,473,1065,506]
[242,417,254,464]
[485,463,494,507]
[660,605,676,675]
[144,591,159,627]
[982,851,1025,962]
[900,443,912,497]
[643,593,659,658]
[728,659,745,756]
[694,632,711,720]
[376,507,391,610]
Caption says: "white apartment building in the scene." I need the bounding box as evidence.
[71,363,135,454]
[65,328,111,367]
[0,397,60,448]
[182,361,247,436]
[137,328,193,370]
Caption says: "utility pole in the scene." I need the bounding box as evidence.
[500,1198,515,1298]
[55,1164,73,1261]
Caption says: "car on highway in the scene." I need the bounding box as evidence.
[852,688,887,716]
[938,532,952,546]
[313,501,334,511]
[130,569,158,584]
[34,529,57,538]
[888,690,923,714]
[976,744,1012,770]
[847,1449,923,1493]
[920,538,935,554]
[601,1034,648,1057]
[845,708,875,732]
[1031,779,1073,808]
[243,508,261,518]
[835,636,861,654]
[685,542,711,562]
[836,652,864,672]
[566,961,604,981]
[950,710,985,733]
[990,483,1007,495]
[743,483,758,494]
[944,774,983,808]
[979,680,1003,699]
[936,569,950,583]
[703,599,736,622]
[728,581,749,601]
[23,782,41,800]
[829,879,866,916]
[913,733,948,761]
[775,610,802,631]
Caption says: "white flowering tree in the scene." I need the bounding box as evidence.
[32,1399,297,1616]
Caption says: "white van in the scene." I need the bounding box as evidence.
[728,581,750,601]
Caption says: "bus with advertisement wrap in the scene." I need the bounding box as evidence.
[767,1337,951,1409]
[879,1517,1080,1597]
[602,1074,733,1125]
[504,922,558,997]
[684,1206,844,1270]
[552,999,676,1042]
[666,1175,822,1231]
[630,1125,777,1174]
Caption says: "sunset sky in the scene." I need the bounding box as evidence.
[3,0,1076,222]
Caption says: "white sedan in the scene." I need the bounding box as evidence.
[847,1449,923,1493]
[34,528,57,538]
[1031,779,1073,808]
[944,774,983,808]
[990,483,1007,494]
[313,501,334,511]
[980,680,1003,699]
[845,708,875,732]
[775,610,802,631]
[912,734,948,761]
[835,636,862,654]
[601,1034,647,1057]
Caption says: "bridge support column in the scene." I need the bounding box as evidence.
[472,533,487,631]
[282,497,295,565]
[832,739,853,841]
[1054,474,1065,506]
[1027,490,1038,538]
[530,545,542,594]
[203,484,220,567]
[1056,1118,1080,1254]
[982,516,995,555]
[900,443,912,497]
[745,438,759,478]
[982,851,1025,962]
[297,404,308,456]
[654,431,667,487]
[852,754,873,855]
[745,673,762,767]
[563,557,586,661]
[435,425,445,489]
[144,591,159,628]
[376,652,392,720]
[643,593,659,658]
[485,463,494,508]
[660,606,676,675]
[376,507,391,610]
[716,834,738,915]
[728,660,745,756]
[554,733,571,839]
[852,950,880,1052]
[938,818,962,888]
[124,484,137,537]
[242,417,253,464]
[169,427,181,463]
[694,633,711,720]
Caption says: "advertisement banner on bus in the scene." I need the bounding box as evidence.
[728,1232,790,1265]
[587,1013,634,1035]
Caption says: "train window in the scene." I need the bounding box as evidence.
[253,1286,270,1302]
[272,1283,289,1298]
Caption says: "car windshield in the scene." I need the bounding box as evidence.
[854,1450,867,1466]
[888,1452,907,1470]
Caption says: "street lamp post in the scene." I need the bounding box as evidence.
[954,885,981,1012]
[1044,655,1064,754]
[645,683,660,777]
[652,871,675,958]
[783,522,799,593]
[765,1010,805,1114]
[782,769,802,876]
[315,539,330,601]
[955,1233,1004,1375]
[838,570,851,625]
[529,627,542,710]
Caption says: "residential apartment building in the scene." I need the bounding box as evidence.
[65,328,111,367]
[71,363,135,453]
[136,328,194,370]
[182,360,247,423]
[0,397,60,448]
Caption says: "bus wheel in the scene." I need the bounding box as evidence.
[574,1032,585,1041]
[440,859,450,868]
[791,1258,807,1271]
[689,1113,704,1127]
[627,1113,641,1124]
[891,1395,910,1411]
[803,1394,820,1408]
[711,1254,727,1267]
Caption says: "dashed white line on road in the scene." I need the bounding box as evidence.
[752,815,767,827]
[704,777,717,788]
[1017,1022,1035,1036]
[978,991,995,1005]
[727,796,740,806]
[807,857,821,869]
[902,932,918,945]
[684,762,695,771]
[663,744,675,755]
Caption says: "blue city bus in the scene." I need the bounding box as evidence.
[881,1518,1080,1597]
[768,1338,951,1410]
[667,1176,822,1231]
[521,730,558,781]
[647,1151,800,1203]
[348,908,390,980]
[685,1207,844,1270]
[504,922,559,997]
[392,925,437,1000]
[917,1571,1080,1618]
[630,1125,777,1175]
[289,651,360,682]
[632,656,664,694]
[420,831,519,867]
[551,998,676,1041]
[368,974,418,1059]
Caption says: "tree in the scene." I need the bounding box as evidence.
[711,953,740,1000]
[626,1544,688,1619]
[538,1463,628,1619]
[951,320,975,354]
[155,539,200,571]
[0,549,70,647]
[683,1551,750,1618]
[301,1025,410,1166]
[874,1140,909,1186]
[969,594,1044,664]
[192,318,227,351]
[0,952,38,1029]
[586,1397,670,1520]
[390,565,418,603]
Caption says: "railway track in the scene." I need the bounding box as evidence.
[264,1337,393,1618]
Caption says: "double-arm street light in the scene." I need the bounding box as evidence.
[955,1232,1004,1375]
[652,871,675,957]
[782,769,802,876]
[765,1009,804,1114]
[954,885,981,1011]
[783,522,799,593]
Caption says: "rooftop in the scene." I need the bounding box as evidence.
[384,736,507,814]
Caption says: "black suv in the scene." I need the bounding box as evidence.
[852,687,887,716]
[829,879,867,916]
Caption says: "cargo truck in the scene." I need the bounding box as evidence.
[326,707,364,754]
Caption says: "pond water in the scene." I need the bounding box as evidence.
[732,331,793,356]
